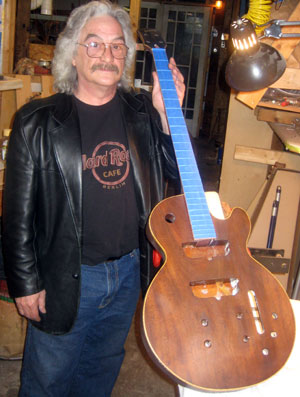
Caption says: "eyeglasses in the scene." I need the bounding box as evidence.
[76,41,128,59]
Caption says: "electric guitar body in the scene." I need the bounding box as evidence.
[144,194,295,391]
[139,29,295,391]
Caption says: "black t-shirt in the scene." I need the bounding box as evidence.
[74,93,139,265]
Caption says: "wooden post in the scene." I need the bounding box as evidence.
[129,0,141,41]
[2,0,17,73]
[14,0,31,66]
[129,0,141,85]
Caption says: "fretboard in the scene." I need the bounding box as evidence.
[153,48,216,240]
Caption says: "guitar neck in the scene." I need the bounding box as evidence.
[152,48,216,240]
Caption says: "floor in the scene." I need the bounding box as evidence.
[0,136,221,397]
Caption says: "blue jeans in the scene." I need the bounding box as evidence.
[19,249,140,397]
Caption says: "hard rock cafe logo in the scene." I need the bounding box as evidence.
[82,141,130,187]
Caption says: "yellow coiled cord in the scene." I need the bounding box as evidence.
[243,0,273,34]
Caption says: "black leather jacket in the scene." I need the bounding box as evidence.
[2,90,178,334]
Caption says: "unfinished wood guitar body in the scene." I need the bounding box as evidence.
[143,195,295,391]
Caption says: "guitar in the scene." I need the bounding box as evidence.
[139,29,296,391]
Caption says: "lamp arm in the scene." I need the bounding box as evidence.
[259,19,300,39]
[274,20,300,27]
[279,33,300,38]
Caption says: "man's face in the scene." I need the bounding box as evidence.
[72,15,126,92]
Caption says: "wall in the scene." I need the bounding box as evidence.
[219,92,274,210]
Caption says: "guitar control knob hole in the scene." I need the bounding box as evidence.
[165,213,176,223]
[272,313,278,319]
[262,348,269,356]
[201,319,208,327]
[243,335,250,343]
[204,340,212,348]
[271,331,278,338]
[236,313,243,320]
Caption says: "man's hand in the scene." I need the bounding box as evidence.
[152,57,185,134]
[15,289,46,322]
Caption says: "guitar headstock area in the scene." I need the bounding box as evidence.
[138,29,166,51]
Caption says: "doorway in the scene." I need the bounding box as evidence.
[135,2,212,137]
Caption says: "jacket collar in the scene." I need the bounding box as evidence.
[51,88,145,125]
[118,89,145,112]
[51,93,75,125]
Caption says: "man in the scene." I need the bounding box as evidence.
[2,1,185,396]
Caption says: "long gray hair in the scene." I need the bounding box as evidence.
[52,0,136,93]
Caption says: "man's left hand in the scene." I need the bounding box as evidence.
[152,58,185,134]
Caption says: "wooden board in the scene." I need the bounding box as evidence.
[0,75,54,136]
[234,145,300,169]
[257,102,300,114]
[0,77,23,91]
[270,67,300,90]
[255,107,300,125]
[0,91,17,133]
[269,123,300,154]
[15,75,32,109]
[14,0,31,64]
[40,75,55,98]
[2,0,17,73]
[129,0,141,82]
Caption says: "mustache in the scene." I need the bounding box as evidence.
[91,63,119,73]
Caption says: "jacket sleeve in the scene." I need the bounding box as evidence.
[2,111,44,298]
[159,132,179,181]
[140,89,179,182]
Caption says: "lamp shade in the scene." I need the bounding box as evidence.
[225,19,286,91]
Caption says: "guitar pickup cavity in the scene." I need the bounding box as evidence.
[183,239,230,260]
[190,278,239,300]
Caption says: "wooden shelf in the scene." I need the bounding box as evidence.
[257,101,300,114]
[0,76,23,91]
[255,107,300,124]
